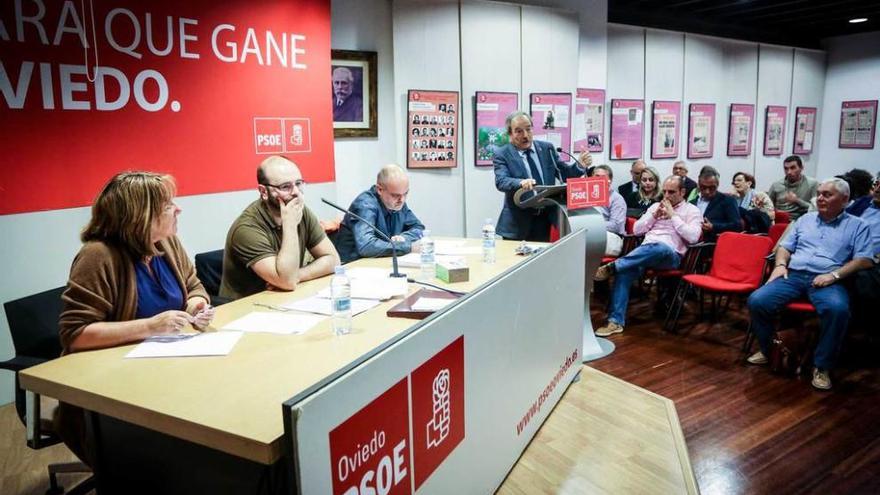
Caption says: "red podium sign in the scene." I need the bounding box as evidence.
[566,177,608,210]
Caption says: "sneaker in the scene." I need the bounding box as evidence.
[747,351,768,365]
[595,321,624,337]
[594,263,614,281]
[811,368,832,390]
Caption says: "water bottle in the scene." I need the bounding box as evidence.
[330,266,352,335]
[420,230,435,280]
[482,218,496,264]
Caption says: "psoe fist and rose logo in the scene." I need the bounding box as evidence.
[329,337,465,495]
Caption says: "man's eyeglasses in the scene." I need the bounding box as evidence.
[261,180,306,194]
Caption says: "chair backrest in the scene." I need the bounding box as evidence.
[774,210,791,224]
[767,222,789,246]
[709,232,774,286]
[4,287,65,361]
[625,217,637,235]
[194,249,224,297]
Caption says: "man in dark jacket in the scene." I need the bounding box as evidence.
[690,167,741,241]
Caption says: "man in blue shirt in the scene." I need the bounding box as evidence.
[747,178,874,390]
[335,165,425,263]
[591,165,628,255]
[846,172,880,334]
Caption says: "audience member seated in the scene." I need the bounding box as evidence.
[593,176,702,336]
[220,156,340,299]
[847,172,880,331]
[690,166,741,241]
[625,166,662,218]
[335,164,425,264]
[842,168,875,204]
[672,160,697,199]
[56,172,215,466]
[731,171,774,233]
[746,178,873,390]
[767,155,818,222]
[617,159,646,201]
[590,164,627,256]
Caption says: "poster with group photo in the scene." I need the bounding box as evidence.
[609,99,644,160]
[727,103,755,156]
[573,89,605,153]
[793,107,817,155]
[839,100,878,149]
[530,93,572,154]
[763,105,787,156]
[688,103,715,159]
[407,90,459,169]
[474,92,518,167]
[651,101,680,159]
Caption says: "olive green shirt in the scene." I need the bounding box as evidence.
[220,200,326,300]
[767,175,818,222]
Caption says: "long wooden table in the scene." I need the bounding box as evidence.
[19,240,532,482]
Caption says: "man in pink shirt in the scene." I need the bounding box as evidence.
[594,175,702,336]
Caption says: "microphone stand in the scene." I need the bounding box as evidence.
[321,198,407,278]
[555,147,592,176]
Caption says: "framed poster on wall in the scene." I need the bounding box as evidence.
[763,105,787,156]
[688,103,715,159]
[609,99,644,160]
[407,90,459,169]
[651,101,680,159]
[573,89,605,153]
[331,50,378,138]
[839,100,877,149]
[530,93,573,153]
[727,104,754,157]
[793,107,817,155]
[474,92,518,167]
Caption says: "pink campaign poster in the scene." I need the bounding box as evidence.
[475,92,519,167]
[530,93,572,154]
[651,101,681,159]
[727,103,755,156]
[573,89,605,153]
[838,100,877,149]
[763,105,787,156]
[610,99,644,160]
[793,107,817,155]
[688,103,716,159]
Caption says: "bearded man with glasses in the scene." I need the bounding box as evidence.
[220,156,340,299]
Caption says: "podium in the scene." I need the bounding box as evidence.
[514,183,615,361]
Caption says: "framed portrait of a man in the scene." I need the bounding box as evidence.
[331,50,378,137]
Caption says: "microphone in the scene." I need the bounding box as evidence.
[321,198,407,278]
[555,147,593,176]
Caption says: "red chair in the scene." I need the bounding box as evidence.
[644,241,715,311]
[600,217,642,264]
[767,222,789,246]
[774,210,791,224]
[743,300,818,374]
[665,232,774,332]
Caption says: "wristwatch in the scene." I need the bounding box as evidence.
[831,271,841,280]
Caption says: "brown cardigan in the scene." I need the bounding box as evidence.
[59,236,208,354]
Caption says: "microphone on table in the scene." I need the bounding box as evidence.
[321,198,407,278]
[555,147,593,176]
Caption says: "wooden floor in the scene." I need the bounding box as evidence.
[3,294,879,494]
[588,292,880,495]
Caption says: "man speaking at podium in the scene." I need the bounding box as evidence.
[493,111,586,241]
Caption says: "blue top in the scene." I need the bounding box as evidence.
[782,211,873,274]
[858,201,880,255]
[596,189,627,235]
[134,255,184,319]
[335,186,425,264]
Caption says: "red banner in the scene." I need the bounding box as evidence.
[567,176,608,210]
[0,0,333,215]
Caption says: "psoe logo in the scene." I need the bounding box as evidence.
[426,369,450,448]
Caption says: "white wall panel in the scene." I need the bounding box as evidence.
[754,45,794,193]
[644,30,685,178]
[606,24,646,185]
[790,49,826,179]
[719,40,759,183]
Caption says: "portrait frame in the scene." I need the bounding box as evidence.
[331,49,378,138]
[839,100,877,149]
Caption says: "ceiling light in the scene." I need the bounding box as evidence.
[849,18,868,23]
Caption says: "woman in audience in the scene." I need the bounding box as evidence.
[731,171,774,232]
[56,171,215,465]
[626,166,662,217]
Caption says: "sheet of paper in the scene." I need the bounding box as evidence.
[220,311,326,335]
[398,253,467,268]
[434,246,481,256]
[125,331,242,359]
[283,296,381,316]
[411,297,454,312]
[315,277,404,300]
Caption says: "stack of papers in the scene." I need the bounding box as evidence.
[398,253,467,268]
[282,296,381,316]
[220,312,326,335]
[125,331,242,358]
[411,297,455,312]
